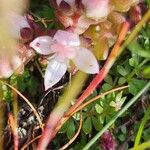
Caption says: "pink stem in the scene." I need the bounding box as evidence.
[66,21,130,115]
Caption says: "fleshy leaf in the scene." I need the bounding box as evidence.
[82,0,110,20]
[56,0,75,6]
[53,30,80,46]
[30,36,53,55]
[44,59,67,90]
[72,47,99,74]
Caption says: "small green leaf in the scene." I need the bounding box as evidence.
[128,40,150,58]
[60,121,68,133]
[102,83,112,91]
[99,116,104,124]
[129,79,146,95]
[92,117,103,131]
[117,65,128,76]
[104,75,113,85]
[66,120,75,139]
[118,134,126,141]
[142,66,150,78]
[118,77,126,85]
[116,91,123,101]
[121,126,127,134]
[95,104,103,114]
[83,118,92,134]
[129,57,139,67]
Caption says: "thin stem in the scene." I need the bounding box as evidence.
[130,140,150,150]
[0,82,4,150]
[82,81,150,150]
[134,107,150,148]
[35,60,44,78]
[71,85,129,116]
[0,81,43,130]
[121,9,150,50]
[8,113,19,150]
[11,82,18,130]
[59,112,83,150]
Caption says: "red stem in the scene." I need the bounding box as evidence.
[66,21,130,115]
[8,113,19,150]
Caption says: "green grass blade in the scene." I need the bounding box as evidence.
[130,141,150,150]
[134,107,150,148]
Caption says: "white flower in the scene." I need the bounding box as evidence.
[30,30,99,90]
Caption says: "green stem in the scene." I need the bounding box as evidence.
[37,71,88,149]
[130,141,150,150]
[134,107,150,148]
[82,81,150,150]
[121,9,150,51]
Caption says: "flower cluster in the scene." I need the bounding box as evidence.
[52,0,141,60]
[100,130,116,150]
[53,0,140,34]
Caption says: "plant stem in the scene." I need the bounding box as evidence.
[82,81,150,150]
[0,83,4,150]
[134,107,150,148]
[11,81,18,129]
[37,71,88,149]
[130,140,150,150]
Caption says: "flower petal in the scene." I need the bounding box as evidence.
[44,59,67,90]
[82,0,110,20]
[72,47,99,74]
[30,36,53,55]
[53,30,80,46]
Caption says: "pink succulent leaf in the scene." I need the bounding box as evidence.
[56,11,74,27]
[72,47,99,74]
[20,27,33,41]
[56,0,75,6]
[82,0,110,20]
[7,12,30,39]
[30,36,53,55]
[53,30,80,46]
[44,59,67,90]
[69,15,94,34]
[26,14,45,37]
